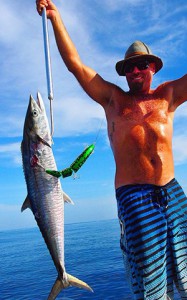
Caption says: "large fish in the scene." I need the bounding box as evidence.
[21,93,92,299]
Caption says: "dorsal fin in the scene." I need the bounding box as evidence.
[21,196,32,212]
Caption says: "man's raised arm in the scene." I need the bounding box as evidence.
[36,0,115,107]
[171,74,187,109]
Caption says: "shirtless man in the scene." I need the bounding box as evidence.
[37,1,187,299]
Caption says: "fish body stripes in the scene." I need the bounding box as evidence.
[116,178,187,300]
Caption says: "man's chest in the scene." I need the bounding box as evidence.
[107,98,172,145]
[115,98,169,125]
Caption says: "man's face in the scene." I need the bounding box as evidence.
[124,59,156,94]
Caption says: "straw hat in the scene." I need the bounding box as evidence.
[115,41,163,76]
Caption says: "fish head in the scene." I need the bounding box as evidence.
[23,92,52,146]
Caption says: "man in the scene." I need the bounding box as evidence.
[36,1,187,299]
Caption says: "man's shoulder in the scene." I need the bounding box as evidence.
[155,80,173,92]
[112,85,129,98]
[154,81,174,98]
[103,84,130,110]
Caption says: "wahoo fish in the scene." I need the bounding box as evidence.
[21,93,92,299]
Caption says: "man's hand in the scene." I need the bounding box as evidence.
[36,0,58,20]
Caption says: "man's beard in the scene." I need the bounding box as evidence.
[129,81,144,93]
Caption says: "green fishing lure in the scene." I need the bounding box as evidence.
[46,143,95,178]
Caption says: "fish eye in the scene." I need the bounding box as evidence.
[32,109,38,117]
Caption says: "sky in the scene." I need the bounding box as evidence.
[1,0,187,231]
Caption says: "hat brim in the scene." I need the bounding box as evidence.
[115,54,163,76]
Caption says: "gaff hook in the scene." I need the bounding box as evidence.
[42,7,54,137]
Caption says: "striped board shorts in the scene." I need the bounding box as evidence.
[116,178,187,300]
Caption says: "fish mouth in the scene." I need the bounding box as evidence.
[26,93,52,147]
[36,92,45,110]
[29,92,45,112]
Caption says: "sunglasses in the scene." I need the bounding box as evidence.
[124,60,150,74]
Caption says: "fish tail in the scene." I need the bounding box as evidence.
[67,273,93,292]
[47,277,62,300]
[47,274,93,299]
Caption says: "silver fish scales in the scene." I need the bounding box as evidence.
[21,93,92,299]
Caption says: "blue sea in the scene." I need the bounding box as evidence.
[0,219,181,300]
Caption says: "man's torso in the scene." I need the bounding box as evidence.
[105,84,175,188]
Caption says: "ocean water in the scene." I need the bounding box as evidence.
[0,219,181,300]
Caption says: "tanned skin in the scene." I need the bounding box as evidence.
[36,0,187,188]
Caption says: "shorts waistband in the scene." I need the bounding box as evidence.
[116,178,177,193]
